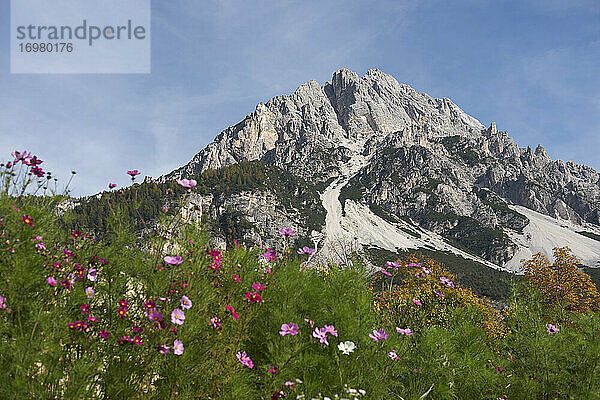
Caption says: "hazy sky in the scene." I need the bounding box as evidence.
[1,0,599,196]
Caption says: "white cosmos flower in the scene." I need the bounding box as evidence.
[337,340,356,355]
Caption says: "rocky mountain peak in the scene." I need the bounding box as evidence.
[162,68,600,271]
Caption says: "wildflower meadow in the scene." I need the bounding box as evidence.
[1,151,600,399]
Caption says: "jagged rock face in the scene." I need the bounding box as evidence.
[164,68,600,266]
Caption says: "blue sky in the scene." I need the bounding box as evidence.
[1,0,599,196]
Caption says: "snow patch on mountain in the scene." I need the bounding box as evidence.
[504,205,600,271]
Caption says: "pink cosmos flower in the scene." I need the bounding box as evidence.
[148,309,163,322]
[433,289,445,298]
[127,170,140,177]
[35,242,46,250]
[225,305,239,321]
[60,280,72,291]
[304,318,315,327]
[161,206,168,211]
[173,340,184,355]
[85,287,95,299]
[236,351,254,368]
[87,316,98,322]
[133,336,143,346]
[158,344,170,354]
[312,328,329,345]
[323,325,338,337]
[413,299,422,306]
[252,282,266,291]
[297,246,315,255]
[46,277,57,286]
[262,248,277,262]
[406,262,422,267]
[177,178,197,189]
[280,323,299,336]
[0,296,6,309]
[118,300,129,308]
[80,304,90,314]
[380,269,392,276]
[108,183,117,189]
[278,228,296,237]
[369,329,388,342]
[180,295,192,310]
[210,316,221,329]
[87,268,97,282]
[164,255,184,265]
[440,277,455,288]
[99,329,111,339]
[22,215,35,226]
[143,300,156,310]
[396,327,413,335]
[171,308,185,325]
[386,261,400,269]
[388,350,400,360]
[421,267,431,275]
[268,365,279,375]
[244,291,262,303]
[232,274,241,282]
[546,323,559,335]
[132,326,143,333]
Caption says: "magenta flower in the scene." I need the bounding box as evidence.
[60,279,72,291]
[87,268,97,282]
[546,323,559,335]
[396,327,413,335]
[46,276,57,286]
[127,170,140,177]
[87,316,98,322]
[251,282,266,291]
[35,242,46,250]
[0,296,6,309]
[244,291,262,303]
[143,300,156,310]
[108,183,117,189]
[232,274,241,282]
[297,246,316,255]
[85,287,95,299]
[380,269,392,276]
[278,228,296,237]
[164,255,184,265]
[180,295,192,310]
[433,289,445,298]
[406,262,422,267]
[268,365,279,375]
[236,351,254,368]
[386,261,400,269]
[99,329,111,339]
[22,215,35,226]
[171,308,185,325]
[177,178,197,188]
[369,329,388,342]
[280,323,299,336]
[133,336,143,346]
[262,248,277,262]
[225,305,239,321]
[323,325,338,337]
[80,304,90,314]
[132,326,143,333]
[312,327,329,345]
[304,318,315,327]
[413,299,422,306]
[158,345,170,354]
